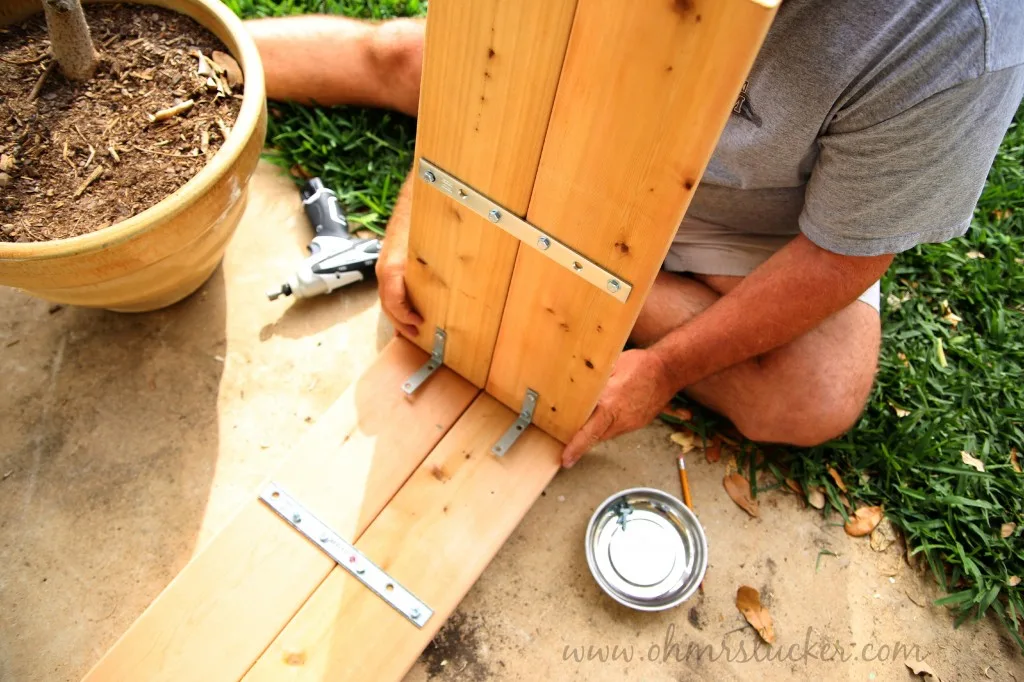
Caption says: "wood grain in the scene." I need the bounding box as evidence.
[487,0,779,441]
[242,394,561,681]
[82,339,477,682]
[404,0,577,386]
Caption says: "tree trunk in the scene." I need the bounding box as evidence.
[41,0,98,81]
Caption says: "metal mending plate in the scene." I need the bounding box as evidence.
[585,487,707,611]
[403,328,446,395]
[491,388,538,457]
[259,481,433,628]
[418,158,632,304]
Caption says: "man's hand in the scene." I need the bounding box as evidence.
[375,172,423,337]
[561,348,676,468]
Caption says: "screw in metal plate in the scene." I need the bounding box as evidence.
[537,236,551,250]
[572,261,583,272]
[411,608,421,619]
[291,513,302,524]
[319,534,329,543]
[607,279,621,293]
[423,170,436,183]
[458,188,468,200]
[488,209,502,223]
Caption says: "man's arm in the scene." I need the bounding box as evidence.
[375,172,423,337]
[561,234,893,466]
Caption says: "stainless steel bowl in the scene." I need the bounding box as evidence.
[585,487,708,611]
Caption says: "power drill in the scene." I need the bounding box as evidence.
[266,178,382,301]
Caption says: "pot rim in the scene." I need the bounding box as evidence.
[0,0,266,262]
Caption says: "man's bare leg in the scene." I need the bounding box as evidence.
[634,271,881,447]
[245,16,425,115]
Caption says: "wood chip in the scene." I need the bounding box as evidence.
[1001,522,1016,538]
[670,430,697,454]
[72,166,105,198]
[723,473,759,518]
[736,586,775,644]
[28,60,55,101]
[0,154,14,172]
[211,50,243,88]
[844,505,883,537]
[960,451,985,472]
[216,117,231,141]
[148,99,194,123]
[107,145,120,163]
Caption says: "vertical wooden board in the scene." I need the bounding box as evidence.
[486,0,779,441]
[242,394,561,682]
[404,0,577,386]
[83,339,477,682]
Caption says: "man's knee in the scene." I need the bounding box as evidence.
[735,367,876,447]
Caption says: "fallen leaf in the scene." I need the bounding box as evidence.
[838,493,852,510]
[1009,576,1021,587]
[723,473,759,518]
[961,451,985,472]
[844,506,883,537]
[906,660,940,681]
[785,478,803,495]
[705,435,722,463]
[807,487,826,510]
[891,403,911,418]
[724,455,739,477]
[897,351,910,367]
[211,50,244,88]
[1011,448,1021,473]
[661,404,693,422]
[736,586,775,644]
[993,209,1012,221]
[965,250,986,259]
[670,430,697,454]
[871,517,898,552]
[1001,522,1016,538]
[827,466,847,492]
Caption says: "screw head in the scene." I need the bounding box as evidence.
[291,513,302,524]
[410,608,421,619]
[488,209,502,223]
[319,534,329,543]
[607,279,621,293]
[423,170,436,183]
[537,236,551,250]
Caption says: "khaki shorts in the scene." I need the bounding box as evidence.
[664,227,881,313]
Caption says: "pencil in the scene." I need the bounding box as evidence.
[677,456,694,509]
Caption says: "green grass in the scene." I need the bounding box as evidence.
[225,0,1024,649]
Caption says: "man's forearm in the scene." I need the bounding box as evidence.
[648,234,892,391]
[381,171,415,260]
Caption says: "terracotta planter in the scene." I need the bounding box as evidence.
[0,0,267,312]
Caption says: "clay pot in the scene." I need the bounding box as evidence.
[0,0,267,311]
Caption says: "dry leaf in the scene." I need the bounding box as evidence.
[736,586,775,644]
[1011,448,1021,473]
[670,430,697,454]
[993,209,1012,221]
[844,506,883,537]
[705,435,722,464]
[1001,522,1016,538]
[906,660,940,681]
[891,403,911,418]
[1009,576,1021,587]
[961,451,985,472]
[807,487,826,510]
[785,478,803,495]
[965,250,986,259]
[723,473,759,518]
[827,466,848,492]
[838,493,852,510]
[662,404,693,422]
[724,455,739,477]
[211,50,244,88]
[871,517,898,552]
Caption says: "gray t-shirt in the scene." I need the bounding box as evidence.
[666,0,1024,276]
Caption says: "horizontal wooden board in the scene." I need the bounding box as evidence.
[82,339,478,682]
[404,0,577,387]
[242,394,562,681]
[487,0,779,441]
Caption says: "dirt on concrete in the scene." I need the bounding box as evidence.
[1,162,1020,682]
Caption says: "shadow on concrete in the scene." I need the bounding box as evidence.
[259,279,379,342]
[0,270,227,682]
